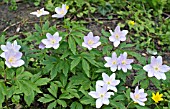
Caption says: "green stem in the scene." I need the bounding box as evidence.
[155,103,160,109]
[126,101,133,108]
[4,69,9,109]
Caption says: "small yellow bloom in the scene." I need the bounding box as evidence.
[152,92,163,103]
[128,20,135,26]
[66,6,69,10]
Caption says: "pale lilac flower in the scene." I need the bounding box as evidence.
[52,4,69,18]
[82,32,101,50]
[39,42,45,49]
[4,52,25,68]
[0,40,21,58]
[118,52,133,72]
[143,56,170,80]
[41,32,62,49]
[96,73,120,92]
[104,52,118,72]
[130,86,147,106]
[89,85,114,108]
[109,25,128,47]
[30,8,49,17]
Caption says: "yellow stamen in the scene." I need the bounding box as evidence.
[122,60,126,65]
[112,61,116,65]
[8,57,15,63]
[37,10,42,14]
[88,40,94,45]
[134,94,140,99]
[115,34,119,39]
[50,39,56,44]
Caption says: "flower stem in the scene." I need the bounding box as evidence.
[126,101,133,108]
[155,103,160,109]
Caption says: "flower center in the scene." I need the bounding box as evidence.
[112,61,117,65]
[135,94,140,100]
[154,67,159,71]
[50,39,56,44]
[107,81,111,85]
[88,40,94,45]
[8,56,16,63]
[122,60,126,65]
[115,34,119,39]
[100,94,104,98]
[59,10,65,14]
[37,10,42,14]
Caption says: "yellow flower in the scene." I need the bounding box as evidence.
[66,6,69,10]
[152,92,163,103]
[128,20,135,26]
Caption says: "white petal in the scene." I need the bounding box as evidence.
[110,66,117,72]
[110,73,115,79]
[157,56,162,65]
[109,30,114,35]
[143,65,151,72]
[114,25,120,33]
[160,73,166,80]
[160,65,170,72]
[109,36,116,42]
[102,73,110,82]
[92,42,101,48]
[82,42,92,50]
[1,45,7,51]
[108,86,117,92]
[88,91,99,98]
[5,61,11,68]
[104,57,112,62]
[53,44,59,49]
[154,73,162,80]
[52,14,64,18]
[96,80,105,86]
[102,98,109,105]
[147,71,154,77]
[113,41,120,47]
[12,60,25,67]
[96,99,103,108]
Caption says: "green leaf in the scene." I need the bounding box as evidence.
[150,77,160,89]
[38,94,55,103]
[24,90,34,106]
[0,91,4,108]
[127,51,146,65]
[34,24,42,33]
[70,57,81,70]
[140,79,149,89]
[35,78,51,86]
[80,96,95,105]
[68,36,76,55]
[50,65,58,80]
[57,99,67,107]
[48,82,58,98]
[113,95,125,101]
[70,101,83,109]
[132,74,146,86]
[110,100,126,109]
[47,101,57,109]
[82,59,90,77]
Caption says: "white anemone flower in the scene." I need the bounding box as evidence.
[89,85,114,108]
[143,56,170,80]
[30,8,49,17]
[96,73,120,92]
[130,86,147,106]
[52,4,69,18]
[109,25,128,47]
[0,40,21,58]
[104,52,118,72]
[41,32,62,49]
